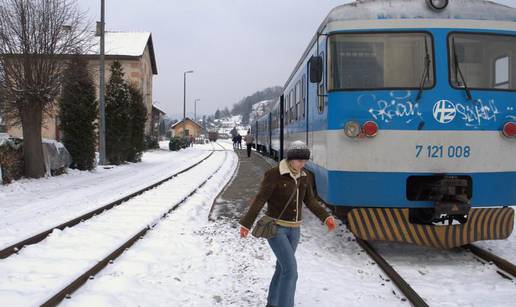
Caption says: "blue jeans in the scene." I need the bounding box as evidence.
[267,226,300,307]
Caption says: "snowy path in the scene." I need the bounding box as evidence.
[0,144,213,249]
[0,150,228,306]
[63,153,409,307]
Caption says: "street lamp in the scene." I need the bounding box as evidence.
[98,0,106,165]
[194,98,200,122]
[183,70,194,137]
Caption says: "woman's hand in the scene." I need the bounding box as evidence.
[240,226,249,238]
[325,216,336,232]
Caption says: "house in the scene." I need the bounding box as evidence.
[152,102,166,139]
[5,31,158,141]
[170,118,203,138]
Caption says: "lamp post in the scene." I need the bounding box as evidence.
[183,70,194,137]
[98,0,107,165]
[194,98,200,122]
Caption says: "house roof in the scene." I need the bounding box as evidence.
[88,32,158,74]
[170,117,203,129]
[152,102,166,115]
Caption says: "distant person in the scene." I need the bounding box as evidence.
[230,126,238,149]
[239,141,336,307]
[244,130,254,157]
[189,135,195,147]
[237,133,242,149]
[232,135,238,150]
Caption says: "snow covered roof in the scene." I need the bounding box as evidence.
[170,117,203,129]
[88,32,158,74]
[152,102,166,115]
[327,0,516,22]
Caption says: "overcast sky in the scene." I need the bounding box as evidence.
[77,0,516,119]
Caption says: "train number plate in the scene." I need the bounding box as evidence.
[415,144,471,159]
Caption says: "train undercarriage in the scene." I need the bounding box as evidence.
[327,175,515,248]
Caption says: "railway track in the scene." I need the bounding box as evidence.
[0,143,230,306]
[356,237,516,307]
[0,145,217,260]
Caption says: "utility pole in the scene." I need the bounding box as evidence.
[183,70,194,136]
[98,0,106,165]
[194,98,200,122]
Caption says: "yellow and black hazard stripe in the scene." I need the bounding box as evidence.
[347,207,514,249]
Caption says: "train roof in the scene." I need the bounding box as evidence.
[283,0,516,90]
[327,0,516,22]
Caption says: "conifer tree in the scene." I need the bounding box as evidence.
[59,57,97,170]
[105,61,131,165]
[127,83,147,162]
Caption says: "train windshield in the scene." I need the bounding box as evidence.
[328,32,434,90]
[448,33,516,90]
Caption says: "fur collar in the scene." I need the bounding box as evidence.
[279,159,306,177]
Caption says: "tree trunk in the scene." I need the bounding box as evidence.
[20,104,45,178]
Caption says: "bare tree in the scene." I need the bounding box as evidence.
[0,0,91,178]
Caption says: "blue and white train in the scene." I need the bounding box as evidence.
[251,0,515,248]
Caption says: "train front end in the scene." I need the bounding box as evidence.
[317,2,516,248]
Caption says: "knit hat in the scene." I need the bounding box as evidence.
[286,140,310,160]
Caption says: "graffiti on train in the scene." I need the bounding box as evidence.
[358,91,509,127]
[357,91,422,124]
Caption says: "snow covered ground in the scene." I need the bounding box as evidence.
[373,241,516,306]
[63,151,408,307]
[0,147,229,306]
[0,142,213,249]
[474,220,516,264]
[0,139,514,306]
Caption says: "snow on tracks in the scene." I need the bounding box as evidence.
[0,147,211,249]
[0,149,232,306]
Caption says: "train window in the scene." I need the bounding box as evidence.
[494,56,509,89]
[318,52,325,113]
[285,93,289,123]
[301,74,306,118]
[328,32,435,90]
[295,81,301,121]
[449,33,516,90]
[289,89,294,122]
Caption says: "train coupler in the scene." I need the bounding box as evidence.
[347,207,514,249]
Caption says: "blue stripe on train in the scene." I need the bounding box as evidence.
[305,161,516,207]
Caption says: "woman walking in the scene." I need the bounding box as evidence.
[239,140,336,307]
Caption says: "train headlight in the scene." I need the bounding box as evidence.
[426,0,448,10]
[362,121,379,137]
[344,121,361,138]
[502,122,516,138]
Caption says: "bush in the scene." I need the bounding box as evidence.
[59,57,98,171]
[106,61,131,165]
[0,136,23,184]
[145,135,159,150]
[168,136,189,151]
[127,84,147,162]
